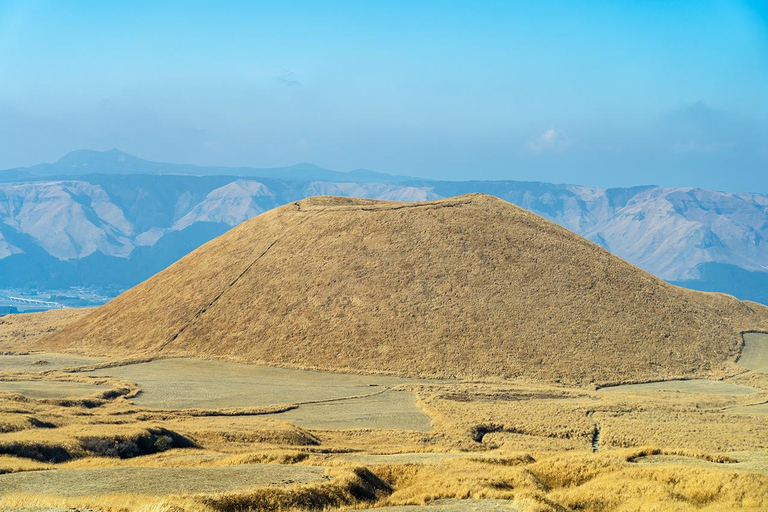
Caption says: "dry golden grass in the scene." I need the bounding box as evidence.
[0,308,92,352]
[36,194,768,385]
[1,361,768,511]
[3,451,768,512]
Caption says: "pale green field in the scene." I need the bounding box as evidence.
[277,389,433,431]
[93,358,426,408]
[0,464,328,496]
[0,501,523,512]
[727,403,768,415]
[0,509,106,512]
[366,499,519,511]
[0,508,104,512]
[0,500,520,512]
[91,358,434,430]
[598,379,756,395]
[739,332,768,373]
[633,451,768,474]
[0,380,109,399]
[333,452,466,465]
[0,353,104,372]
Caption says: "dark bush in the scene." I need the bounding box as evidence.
[79,428,193,458]
[469,422,505,443]
[27,417,57,429]
[0,442,73,463]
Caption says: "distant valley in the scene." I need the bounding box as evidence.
[2,149,768,304]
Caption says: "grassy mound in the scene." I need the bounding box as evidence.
[40,194,768,385]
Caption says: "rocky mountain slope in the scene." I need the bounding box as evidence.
[2,150,767,302]
[42,194,768,385]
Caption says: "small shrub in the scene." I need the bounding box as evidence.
[154,434,174,452]
[27,417,57,429]
[470,423,505,443]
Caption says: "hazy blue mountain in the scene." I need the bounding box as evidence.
[1,150,767,304]
[671,263,768,305]
[1,149,417,183]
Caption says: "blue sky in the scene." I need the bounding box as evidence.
[1,1,767,191]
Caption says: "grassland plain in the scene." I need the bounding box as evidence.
[739,332,768,373]
[84,358,433,430]
[354,499,521,511]
[1,345,768,511]
[0,380,110,399]
[3,195,768,511]
[0,464,329,495]
[0,352,104,372]
[91,358,427,407]
[38,195,768,385]
[597,378,757,394]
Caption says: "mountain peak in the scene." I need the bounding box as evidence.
[5,150,420,182]
[54,148,146,170]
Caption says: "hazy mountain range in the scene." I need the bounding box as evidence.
[2,149,767,304]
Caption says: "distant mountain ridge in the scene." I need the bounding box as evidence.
[1,149,417,183]
[1,150,767,304]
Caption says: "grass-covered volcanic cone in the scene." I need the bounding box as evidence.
[42,194,768,384]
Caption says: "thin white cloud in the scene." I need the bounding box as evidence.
[527,128,573,153]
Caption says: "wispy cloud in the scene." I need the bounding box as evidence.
[663,101,757,155]
[275,69,301,87]
[527,128,573,153]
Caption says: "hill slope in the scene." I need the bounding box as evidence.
[41,194,768,384]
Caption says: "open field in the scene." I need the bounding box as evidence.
[0,464,328,496]
[739,332,768,373]
[727,403,768,414]
[0,380,109,399]
[365,499,520,511]
[598,378,757,395]
[333,453,466,466]
[0,499,521,512]
[276,390,433,431]
[92,358,427,409]
[632,451,768,473]
[0,353,104,372]
[87,358,433,430]
[0,508,99,512]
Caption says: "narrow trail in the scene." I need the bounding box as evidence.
[157,239,279,352]
[290,386,392,407]
[158,206,325,353]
